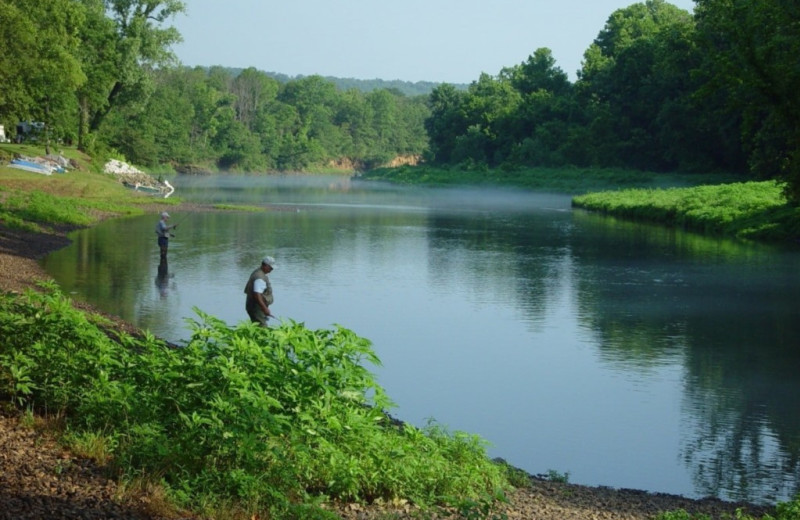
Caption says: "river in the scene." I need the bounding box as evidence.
[42,174,800,504]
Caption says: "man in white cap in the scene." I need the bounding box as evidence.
[155,211,177,260]
[244,256,276,326]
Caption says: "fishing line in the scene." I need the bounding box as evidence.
[167,178,219,229]
[170,212,192,229]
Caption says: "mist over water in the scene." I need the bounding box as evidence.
[43,175,800,504]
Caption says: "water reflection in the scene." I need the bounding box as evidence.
[570,211,800,503]
[155,258,171,298]
[40,175,800,504]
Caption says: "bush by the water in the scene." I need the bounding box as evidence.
[655,494,800,520]
[0,284,509,518]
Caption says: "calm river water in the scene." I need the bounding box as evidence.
[42,175,800,504]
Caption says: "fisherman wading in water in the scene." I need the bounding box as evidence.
[155,211,177,261]
[244,256,276,326]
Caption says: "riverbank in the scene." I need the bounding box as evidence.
[572,180,800,242]
[363,166,800,243]
[0,202,778,519]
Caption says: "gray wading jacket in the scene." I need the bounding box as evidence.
[244,268,274,306]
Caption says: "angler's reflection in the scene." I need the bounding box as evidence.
[155,258,174,298]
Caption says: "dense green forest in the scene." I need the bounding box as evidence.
[0,0,429,173]
[258,69,462,97]
[1,0,799,202]
[423,0,800,204]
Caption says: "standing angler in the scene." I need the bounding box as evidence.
[244,256,276,326]
[155,211,177,260]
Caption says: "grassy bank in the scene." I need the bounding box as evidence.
[360,164,744,194]
[572,181,800,242]
[364,165,800,242]
[0,143,177,232]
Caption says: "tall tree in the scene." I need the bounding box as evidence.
[454,73,522,166]
[577,0,697,170]
[363,89,399,165]
[78,0,185,148]
[230,67,279,132]
[424,83,468,164]
[277,75,342,165]
[105,66,195,166]
[499,49,575,167]
[695,0,800,202]
[333,88,375,161]
[392,94,430,156]
[0,2,37,125]
[504,48,571,97]
[75,0,117,152]
[0,0,86,150]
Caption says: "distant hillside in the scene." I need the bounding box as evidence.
[220,67,467,96]
[324,76,466,96]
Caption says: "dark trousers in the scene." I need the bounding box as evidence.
[158,236,168,258]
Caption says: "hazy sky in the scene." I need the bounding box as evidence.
[171,0,696,84]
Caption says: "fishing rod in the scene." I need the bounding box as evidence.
[170,211,192,230]
[266,313,284,326]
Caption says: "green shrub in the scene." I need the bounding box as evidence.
[0,285,509,517]
[655,495,800,520]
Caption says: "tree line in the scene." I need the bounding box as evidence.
[426,0,800,203]
[0,0,428,172]
[1,0,799,201]
[102,66,430,172]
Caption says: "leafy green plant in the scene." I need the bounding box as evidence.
[18,409,36,429]
[655,495,800,520]
[544,469,570,483]
[656,510,711,520]
[0,286,510,518]
[771,495,800,520]
[452,491,509,520]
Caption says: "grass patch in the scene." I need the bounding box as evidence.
[212,203,264,212]
[0,208,42,233]
[2,190,94,226]
[1,144,178,231]
[572,181,800,241]
[0,184,154,231]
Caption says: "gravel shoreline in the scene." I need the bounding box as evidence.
[0,205,776,519]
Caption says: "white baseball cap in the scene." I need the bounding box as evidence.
[262,256,277,267]
[161,211,170,218]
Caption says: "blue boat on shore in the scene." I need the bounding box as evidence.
[8,158,63,175]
